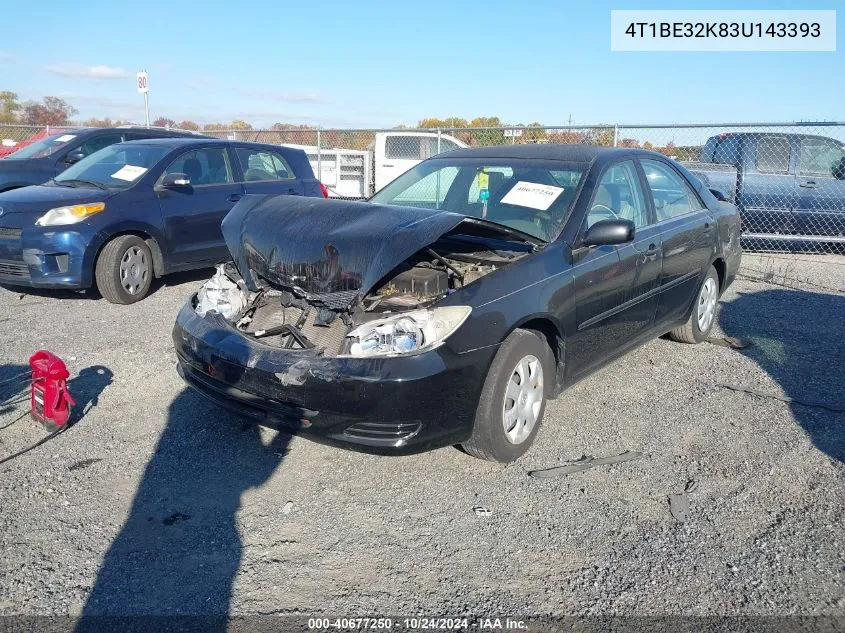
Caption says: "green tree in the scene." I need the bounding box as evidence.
[0,91,21,123]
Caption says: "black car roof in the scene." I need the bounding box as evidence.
[59,127,204,138]
[119,137,276,149]
[441,144,655,163]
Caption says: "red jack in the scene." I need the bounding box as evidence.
[29,351,75,431]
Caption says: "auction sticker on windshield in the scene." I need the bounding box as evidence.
[111,165,148,181]
[54,135,76,143]
[500,181,564,211]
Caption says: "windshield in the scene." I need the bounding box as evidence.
[53,143,170,190]
[370,158,585,241]
[5,132,79,160]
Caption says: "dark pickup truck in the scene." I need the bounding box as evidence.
[687,132,845,249]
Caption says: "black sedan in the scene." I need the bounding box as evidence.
[172,145,742,462]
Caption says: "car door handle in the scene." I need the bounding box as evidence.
[227,194,243,203]
[640,243,660,262]
[799,181,818,188]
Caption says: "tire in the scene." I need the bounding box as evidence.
[668,265,719,344]
[461,328,554,463]
[94,235,154,304]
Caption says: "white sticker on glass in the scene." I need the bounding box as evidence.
[500,181,564,211]
[54,134,77,143]
[111,165,148,181]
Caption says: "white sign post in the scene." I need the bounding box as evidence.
[136,71,150,127]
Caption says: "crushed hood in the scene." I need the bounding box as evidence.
[221,195,467,308]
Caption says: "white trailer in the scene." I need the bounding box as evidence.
[284,131,466,199]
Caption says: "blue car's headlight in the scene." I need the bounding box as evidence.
[342,306,471,358]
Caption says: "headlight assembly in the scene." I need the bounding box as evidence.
[35,202,105,227]
[343,306,471,358]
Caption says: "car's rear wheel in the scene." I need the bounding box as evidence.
[95,235,153,304]
[668,264,720,344]
[461,328,553,462]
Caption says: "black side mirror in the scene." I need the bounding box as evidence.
[582,219,635,247]
[709,188,728,202]
[64,151,85,165]
[161,172,191,188]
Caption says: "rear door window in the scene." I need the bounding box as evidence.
[756,136,790,174]
[798,138,845,178]
[235,148,295,181]
[641,159,704,221]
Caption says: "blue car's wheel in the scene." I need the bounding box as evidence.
[95,235,153,304]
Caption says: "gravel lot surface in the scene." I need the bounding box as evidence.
[0,254,843,620]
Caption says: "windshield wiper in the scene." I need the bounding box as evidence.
[56,179,108,190]
[47,178,76,188]
[460,217,545,247]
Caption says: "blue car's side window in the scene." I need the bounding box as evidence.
[164,149,233,186]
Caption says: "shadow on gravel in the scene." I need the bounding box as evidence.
[719,288,845,464]
[1,363,112,419]
[77,387,290,630]
[0,363,29,397]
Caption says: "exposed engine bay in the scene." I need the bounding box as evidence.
[196,235,527,357]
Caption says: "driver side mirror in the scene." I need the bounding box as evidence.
[709,188,728,202]
[161,173,191,188]
[582,219,635,247]
[64,151,85,165]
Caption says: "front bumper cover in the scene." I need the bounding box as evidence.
[173,298,497,455]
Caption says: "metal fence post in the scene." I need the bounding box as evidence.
[613,124,618,147]
[437,128,441,154]
[316,127,322,182]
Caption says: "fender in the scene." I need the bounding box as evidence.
[81,220,170,286]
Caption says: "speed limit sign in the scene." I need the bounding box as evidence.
[136,71,148,94]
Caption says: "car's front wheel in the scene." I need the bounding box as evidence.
[95,235,154,304]
[669,264,720,344]
[462,328,554,462]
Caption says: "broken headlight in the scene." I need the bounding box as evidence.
[195,264,247,320]
[343,306,471,357]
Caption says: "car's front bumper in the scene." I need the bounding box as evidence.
[172,299,498,455]
[0,223,94,289]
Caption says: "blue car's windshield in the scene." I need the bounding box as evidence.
[370,157,586,242]
[4,131,80,160]
[53,144,170,190]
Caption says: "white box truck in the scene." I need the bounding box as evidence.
[286,131,466,198]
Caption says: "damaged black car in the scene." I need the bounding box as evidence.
[173,145,742,462]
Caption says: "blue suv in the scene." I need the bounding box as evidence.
[0,126,205,192]
[0,138,325,303]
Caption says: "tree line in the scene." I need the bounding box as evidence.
[0,91,694,158]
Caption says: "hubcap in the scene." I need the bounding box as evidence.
[502,354,544,445]
[697,277,717,332]
[119,246,149,295]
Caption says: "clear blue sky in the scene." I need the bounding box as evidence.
[1,0,841,128]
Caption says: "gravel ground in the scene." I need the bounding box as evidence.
[0,254,843,621]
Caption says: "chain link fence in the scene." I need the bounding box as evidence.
[3,121,844,258]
